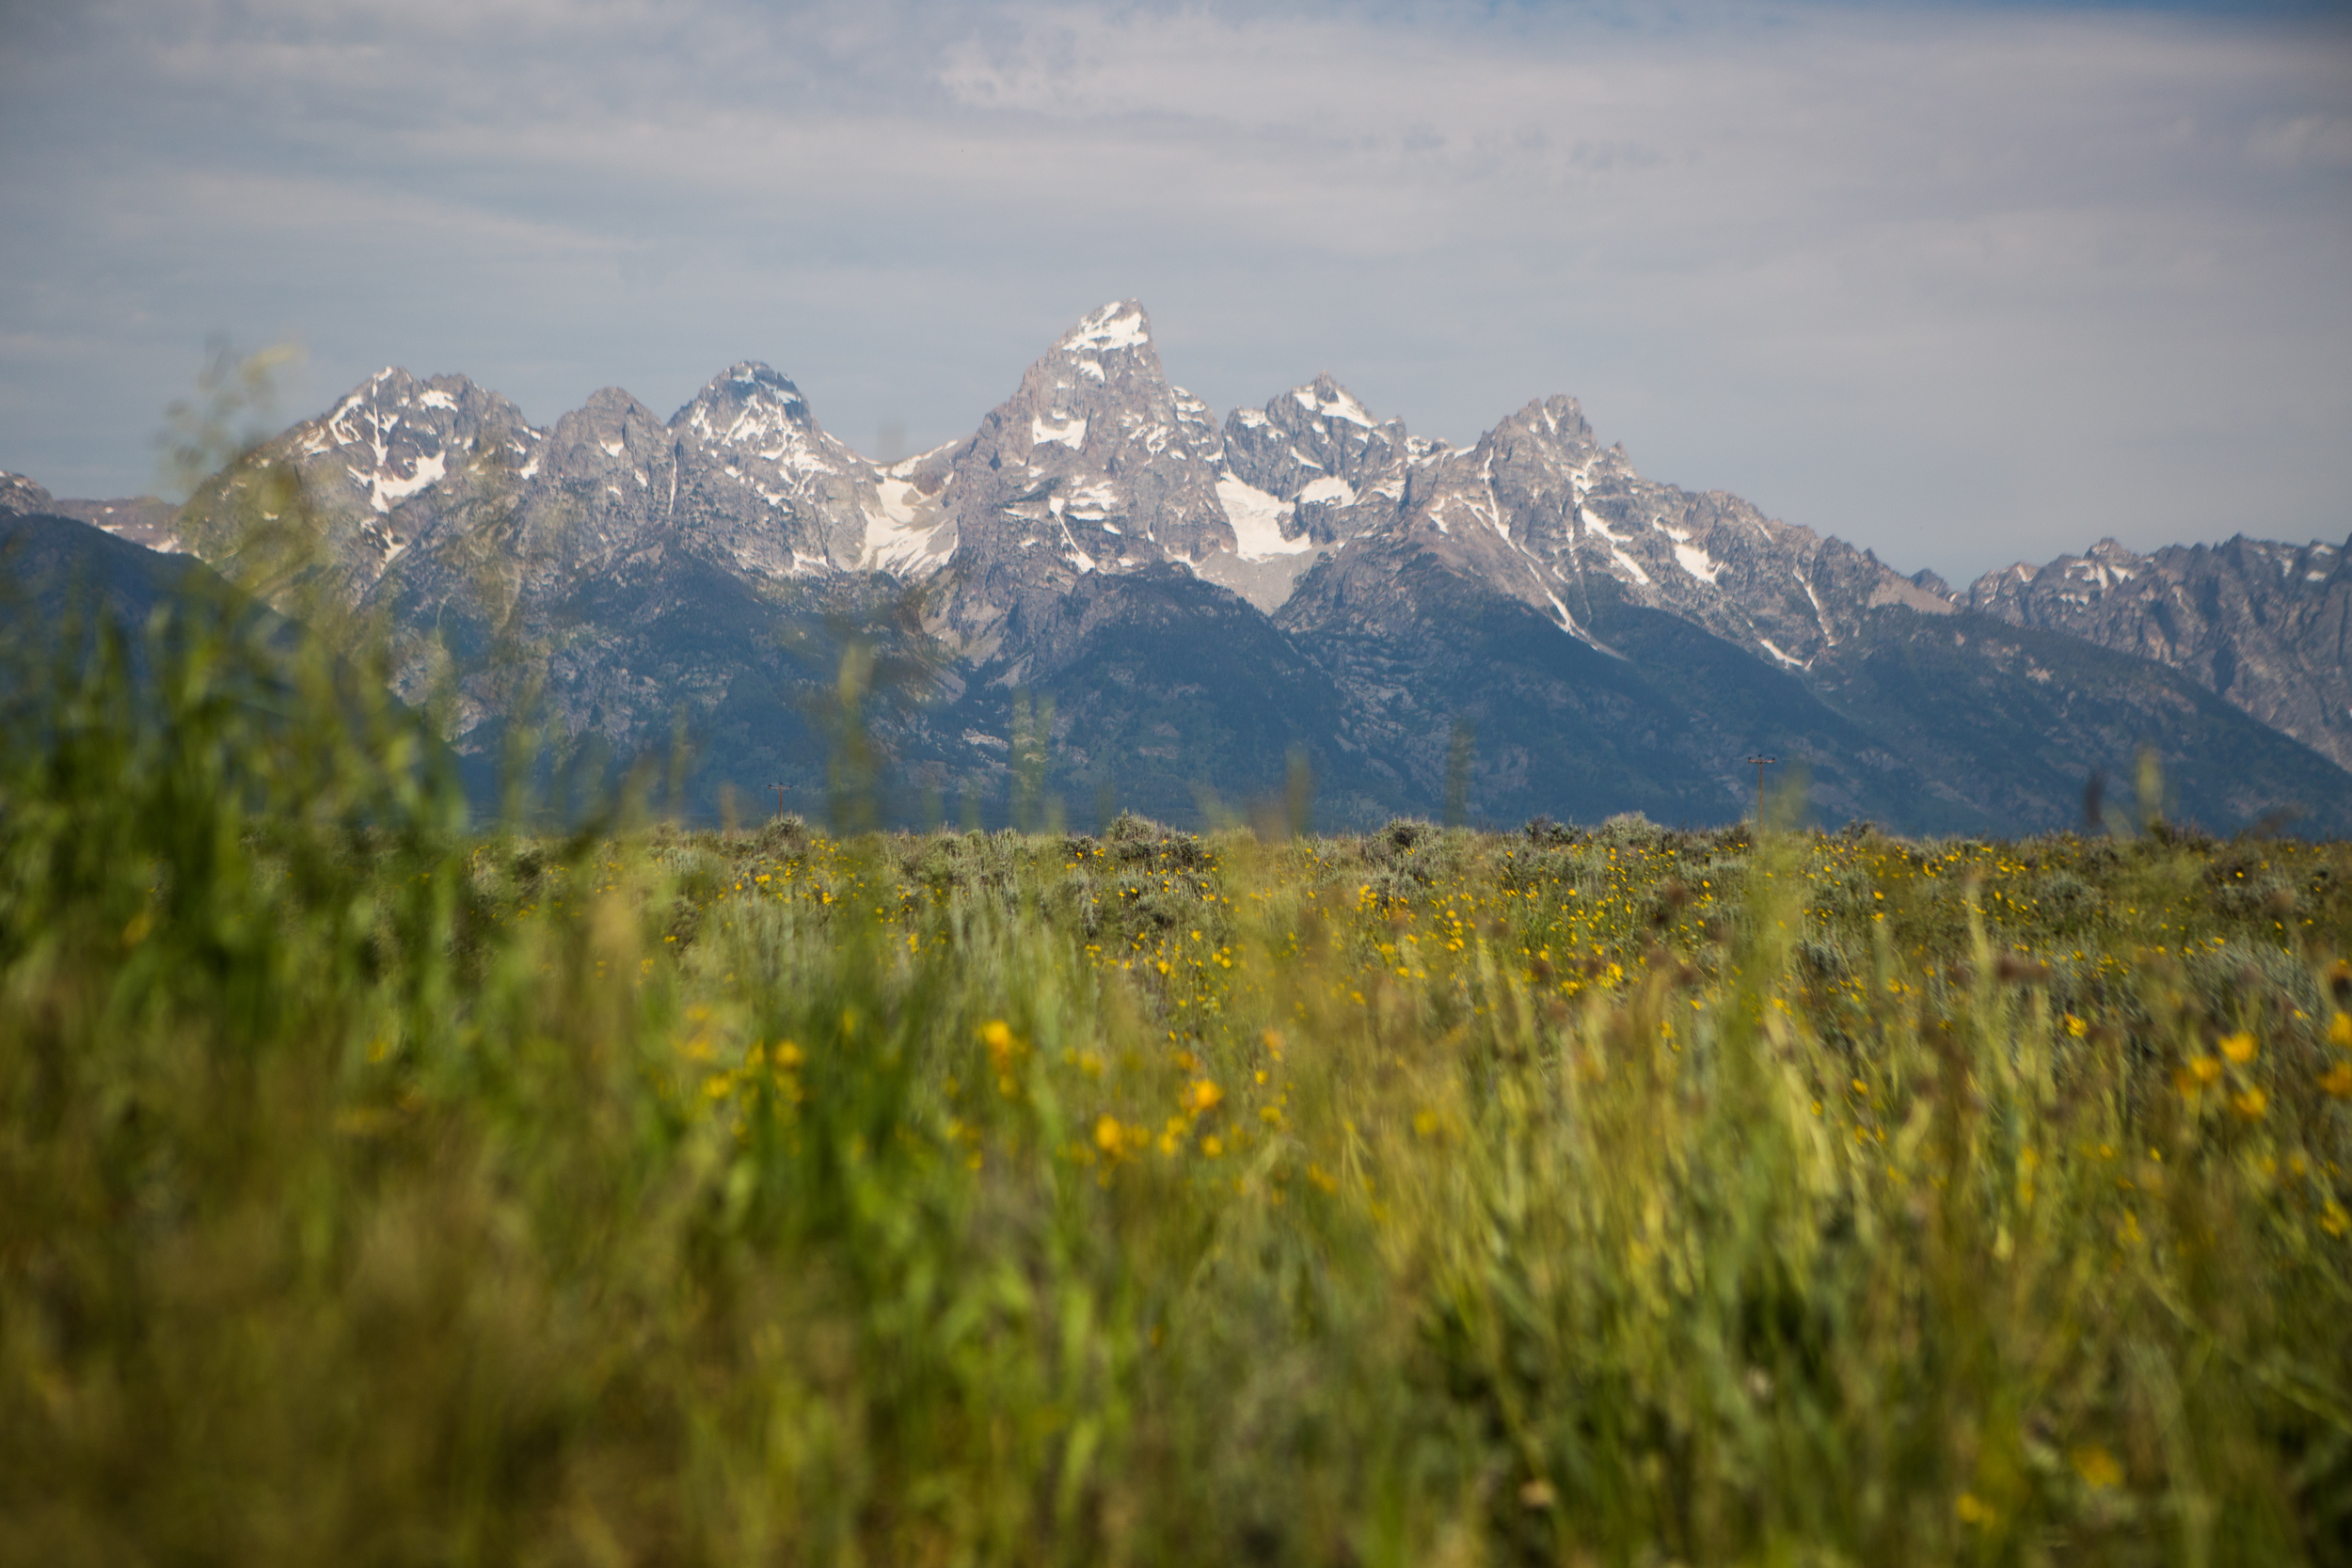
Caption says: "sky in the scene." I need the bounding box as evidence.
[1,0,2347,584]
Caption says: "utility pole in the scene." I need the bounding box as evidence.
[1744,754,1777,835]
[771,783,786,824]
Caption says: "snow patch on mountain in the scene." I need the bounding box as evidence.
[1031,413,1089,450]
[1065,301,1151,352]
[1216,476,1311,560]
[368,449,446,513]
[1672,540,1721,584]
[1292,382,1375,428]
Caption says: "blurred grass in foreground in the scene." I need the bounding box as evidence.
[6,568,2352,1566]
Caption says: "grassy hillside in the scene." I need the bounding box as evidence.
[5,578,2352,1565]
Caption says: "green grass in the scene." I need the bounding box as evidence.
[5,581,2352,1566]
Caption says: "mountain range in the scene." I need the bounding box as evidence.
[7,300,2350,834]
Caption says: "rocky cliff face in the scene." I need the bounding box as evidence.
[668,362,894,579]
[913,301,1235,657]
[1194,374,1421,613]
[1966,535,2352,772]
[188,367,543,600]
[1269,388,1957,674]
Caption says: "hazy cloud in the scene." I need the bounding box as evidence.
[2,0,2346,578]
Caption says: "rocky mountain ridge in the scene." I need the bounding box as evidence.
[89,301,1982,689]
[1964,535,2352,772]
[9,298,2350,834]
[0,473,184,553]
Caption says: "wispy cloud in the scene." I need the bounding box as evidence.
[2,0,2346,578]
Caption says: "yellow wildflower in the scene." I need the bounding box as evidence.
[2322,1200,2348,1238]
[1184,1078,1223,1114]
[2232,1086,2268,1120]
[2219,1032,2257,1066]
[1095,1114,1125,1154]
[2320,1062,2352,1099]
[1955,1493,1994,1526]
[2071,1445,2123,1491]
[2331,1011,2352,1049]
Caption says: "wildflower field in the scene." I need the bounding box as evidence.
[6,600,2352,1566]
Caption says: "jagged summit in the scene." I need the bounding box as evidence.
[1971,536,2145,611]
[677,362,821,449]
[665,361,881,576]
[192,365,538,589]
[920,300,1236,648]
[1053,299,1156,358]
[1193,374,1418,611]
[1225,376,1417,502]
[1289,374,1378,429]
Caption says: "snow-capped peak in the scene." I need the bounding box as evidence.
[675,361,834,461]
[299,368,468,515]
[1058,300,1152,355]
[1291,375,1376,429]
[723,361,804,404]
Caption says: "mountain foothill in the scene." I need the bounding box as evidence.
[8,300,2351,835]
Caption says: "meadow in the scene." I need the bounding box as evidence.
[5,576,2352,1568]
